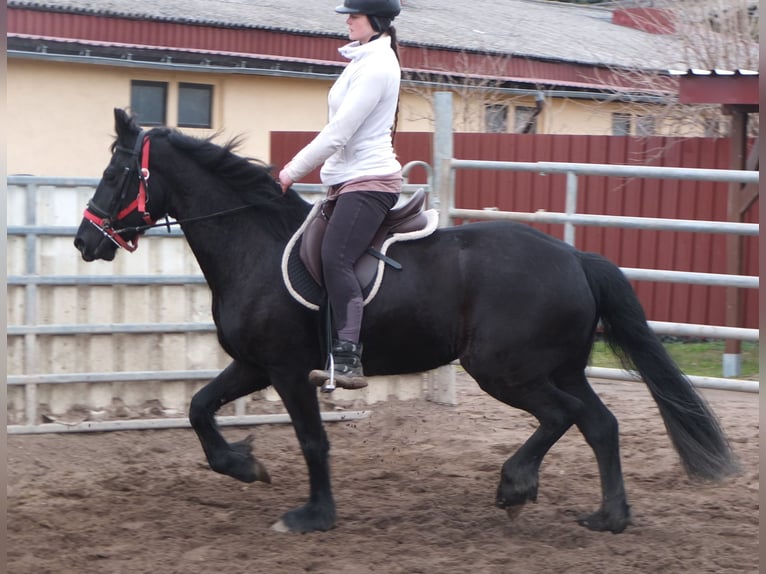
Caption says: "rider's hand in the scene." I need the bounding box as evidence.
[278,164,294,194]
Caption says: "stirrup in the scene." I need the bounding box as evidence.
[308,368,368,391]
[309,341,367,392]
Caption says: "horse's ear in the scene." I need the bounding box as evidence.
[113,108,135,136]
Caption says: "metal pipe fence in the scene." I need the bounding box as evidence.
[6,171,430,434]
[431,92,758,391]
[6,123,761,435]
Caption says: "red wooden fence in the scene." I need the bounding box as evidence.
[270,132,758,330]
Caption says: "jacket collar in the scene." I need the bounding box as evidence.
[338,34,392,61]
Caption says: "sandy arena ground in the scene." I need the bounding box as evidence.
[8,373,759,574]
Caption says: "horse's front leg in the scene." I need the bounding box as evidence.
[189,360,271,483]
[270,367,336,533]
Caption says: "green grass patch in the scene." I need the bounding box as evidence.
[590,339,759,379]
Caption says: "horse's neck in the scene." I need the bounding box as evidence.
[175,197,303,296]
[161,161,306,294]
[182,221,275,285]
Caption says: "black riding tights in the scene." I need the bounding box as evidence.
[322,190,399,344]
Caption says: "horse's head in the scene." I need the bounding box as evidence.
[76,107,306,262]
[74,108,165,261]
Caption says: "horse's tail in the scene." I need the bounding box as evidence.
[578,251,739,481]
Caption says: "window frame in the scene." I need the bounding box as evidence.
[130,80,168,127]
[635,115,656,137]
[177,82,214,129]
[484,104,509,134]
[514,105,539,134]
[611,113,632,136]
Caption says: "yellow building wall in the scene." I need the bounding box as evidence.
[540,97,622,135]
[8,57,671,177]
[7,58,441,177]
[7,59,335,177]
[540,97,671,136]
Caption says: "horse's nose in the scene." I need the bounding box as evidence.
[73,236,94,261]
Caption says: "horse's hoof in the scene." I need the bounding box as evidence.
[271,519,290,533]
[254,460,272,484]
[577,509,630,533]
[216,436,272,484]
[505,505,524,520]
[273,502,337,533]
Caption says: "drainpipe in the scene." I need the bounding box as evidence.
[522,91,545,134]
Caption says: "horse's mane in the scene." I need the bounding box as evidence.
[158,128,281,201]
[145,126,310,240]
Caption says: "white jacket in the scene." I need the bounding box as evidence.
[285,35,401,186]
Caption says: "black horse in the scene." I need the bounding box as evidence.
[74,109,737,534]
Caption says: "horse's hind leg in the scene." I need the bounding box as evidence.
[473,375,583,518]
[553,368,630,533]
[189,360,271,483]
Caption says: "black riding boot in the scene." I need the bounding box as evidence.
[308,339,368,390]
[331,339,364,377]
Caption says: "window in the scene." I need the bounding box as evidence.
[131,81,167,126]
[485,104,508,133]
[178,83,213,128]
[129,80,213,128]
[611,113,632,136]
[703,117,721,137]
[514,106,538,134]
[635,116,656,136]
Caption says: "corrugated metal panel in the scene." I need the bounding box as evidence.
[9,6,651,91]
[401,45,651,92]
[669,69,760,106]
[271,132,758,328]
[9,8,346,63]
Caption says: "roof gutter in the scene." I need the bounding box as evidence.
[404,78,672,104]
[7,49,343,81]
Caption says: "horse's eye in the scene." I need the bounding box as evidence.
[102,167,118,183]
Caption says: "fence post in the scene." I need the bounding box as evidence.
[723,108,748,377]
[428,92,457,405]
[433,92,453,228]
[24,183,39,426]
[564,171,578,246]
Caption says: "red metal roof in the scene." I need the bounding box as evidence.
[611,8,675,35]
[670,69,759,105]
[9,8,346,63]
[8,6,665,94]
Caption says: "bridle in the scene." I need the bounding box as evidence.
[83,129,154,252]
[83,129,279,253]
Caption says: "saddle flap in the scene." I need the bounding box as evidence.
[298,202,334,287]
[284,200,439,311]
[294,189,435,304]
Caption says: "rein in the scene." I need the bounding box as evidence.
[112,203,259,236]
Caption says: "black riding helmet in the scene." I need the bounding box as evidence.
[335,0,401,19]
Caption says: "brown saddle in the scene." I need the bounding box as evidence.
[299,188,430,288]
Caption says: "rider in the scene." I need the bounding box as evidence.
[278,0,403,388]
